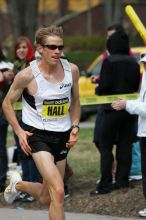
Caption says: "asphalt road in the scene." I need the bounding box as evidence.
[0,208,141,220]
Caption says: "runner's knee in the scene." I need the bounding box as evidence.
[56,186,64,203]
[50,185,64,207]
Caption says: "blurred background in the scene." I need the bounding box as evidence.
[0,0,145,69]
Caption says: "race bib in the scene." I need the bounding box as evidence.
[42,98,69,119]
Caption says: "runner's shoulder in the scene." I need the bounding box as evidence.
[15,66,34,83]
[70,62,79,80]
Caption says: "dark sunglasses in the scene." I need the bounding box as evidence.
[141,53,146,58]
[42,44,64,50]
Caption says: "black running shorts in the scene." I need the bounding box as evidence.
[22,122,71,162]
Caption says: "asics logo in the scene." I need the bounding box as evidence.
[60,83,71,89]
[60,150,67,155]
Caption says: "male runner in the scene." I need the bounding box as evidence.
[2,25,80,220]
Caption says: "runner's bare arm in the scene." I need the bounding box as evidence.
[2,68,34,155]
[66,63,80,148]
[70,63,80,125]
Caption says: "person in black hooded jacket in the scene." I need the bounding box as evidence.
[91,30,140,194]
[98,30,140,97]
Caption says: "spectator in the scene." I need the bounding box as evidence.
[0,47,14,193]
[91,25,128,183]
[91,24,127,84]
[91,30,140,195]
[90,24,141,195]
[111,53,146,217]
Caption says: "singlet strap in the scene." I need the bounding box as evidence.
[60,58,71,72]
[30,58,71,77]
[30,60,41,78]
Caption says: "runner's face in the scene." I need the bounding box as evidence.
[42,36,63,65]
[16,41,29,60]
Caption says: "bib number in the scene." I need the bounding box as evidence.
[42,98,69,118]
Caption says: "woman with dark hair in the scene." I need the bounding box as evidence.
[13,36,34,73]
[13,36,41,202]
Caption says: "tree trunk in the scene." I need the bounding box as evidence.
[103,0,122,28]
[58,0,68,17]
[6,0,38,42]
[113,0,122,24]
[87,0,92,36]
[103,0,112,28]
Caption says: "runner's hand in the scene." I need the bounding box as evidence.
[66,128,78,149]
[18,129,33,155]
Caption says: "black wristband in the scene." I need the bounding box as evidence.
[71,124,80,131]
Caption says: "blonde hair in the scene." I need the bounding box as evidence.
[35,25,63,45]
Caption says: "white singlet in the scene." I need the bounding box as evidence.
[22,58,73,132]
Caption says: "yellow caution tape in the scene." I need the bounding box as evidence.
[13,101,22,110]
[13,93,139,110]
[80,93,139,106]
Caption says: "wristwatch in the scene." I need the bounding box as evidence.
[71,124,80,131]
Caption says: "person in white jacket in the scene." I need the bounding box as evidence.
[111,53,146,217]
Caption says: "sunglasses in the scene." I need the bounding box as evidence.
[42,44,64,50]
[141,53,146,58]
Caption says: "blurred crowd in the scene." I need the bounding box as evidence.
[90,24,146,217]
